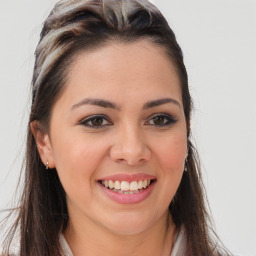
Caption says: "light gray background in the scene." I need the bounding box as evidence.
[0,0,255,255]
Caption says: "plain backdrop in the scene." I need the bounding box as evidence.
[0,0,255,255]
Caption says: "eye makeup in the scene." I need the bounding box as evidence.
[78,112,177,129]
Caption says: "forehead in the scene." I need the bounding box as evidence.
[73,39,178,77]
[56,39,182,108]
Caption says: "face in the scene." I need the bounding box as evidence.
[34,40,188,235]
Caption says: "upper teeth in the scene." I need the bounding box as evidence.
[102,180,151,191]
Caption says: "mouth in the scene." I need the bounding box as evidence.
[97,174,157,204]
[98,179,156,194]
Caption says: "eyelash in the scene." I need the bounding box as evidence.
[79,114,112,129]
[79,113,177,129]
[145,113,177,127]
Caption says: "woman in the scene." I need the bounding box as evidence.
[1,0,231,255]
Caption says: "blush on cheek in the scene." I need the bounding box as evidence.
[160,139,186,160]
[155,141,186,177]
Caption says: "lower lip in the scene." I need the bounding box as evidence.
[98,182,155,204]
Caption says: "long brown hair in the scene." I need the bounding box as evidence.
[2,0,231,255]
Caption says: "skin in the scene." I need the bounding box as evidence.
[32,39,188,256]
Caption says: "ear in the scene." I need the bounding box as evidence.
[30,121,55,169]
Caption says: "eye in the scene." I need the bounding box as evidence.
[145,113,176,127]
[79,115,112,128]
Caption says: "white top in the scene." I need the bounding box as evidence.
[59,226,187,256]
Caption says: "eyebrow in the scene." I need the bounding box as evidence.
[142,98,181,110]
[71,97,181,111]
[71,98,120,111]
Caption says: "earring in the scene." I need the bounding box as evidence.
[171,194,176,205]
[184,158,188,172]
[46,161,49,170]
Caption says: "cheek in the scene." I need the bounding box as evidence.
[147,131,187,215]
[50,131,107,192]
[152,131,187,173]
[151,130,186,201]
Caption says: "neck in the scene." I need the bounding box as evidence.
[64,212,176,256]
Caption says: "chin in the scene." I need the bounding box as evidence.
[101,212,156,236]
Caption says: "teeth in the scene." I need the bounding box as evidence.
[101,179,153,192]
[117,190,140,194]
[114,180,121,190]
[142,180,147,188]
[130,181,138,191]
[138,180,143,189]
[121,181,130,191]
[108,180,114,189]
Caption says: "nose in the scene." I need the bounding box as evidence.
[110,125,151,166]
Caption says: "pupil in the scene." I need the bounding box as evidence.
[153,116,164,125]
[92,117,103,126]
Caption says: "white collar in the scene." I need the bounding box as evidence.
[59,233,73,256]
[170,225,187,256]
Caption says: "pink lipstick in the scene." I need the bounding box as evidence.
[97,173,156,204]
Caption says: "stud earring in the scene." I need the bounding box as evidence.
[46,161,49,170]
[173,195,176,204]
[184,158,188,172]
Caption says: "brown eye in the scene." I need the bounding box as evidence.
[152,116,165,125]
[80,115,112,128]
[146,114,176,127]
[91,117,104,126]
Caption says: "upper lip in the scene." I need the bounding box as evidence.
[98,173,156,182]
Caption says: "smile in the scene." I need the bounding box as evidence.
[98,174,157,204]
[100,179,153,194]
